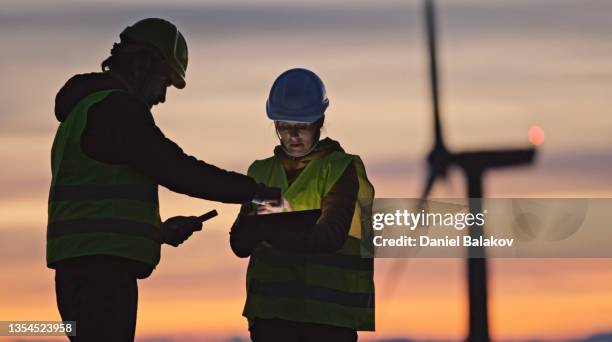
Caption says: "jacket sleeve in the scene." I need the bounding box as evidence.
[81,91,259,203]
[229,203,261,258]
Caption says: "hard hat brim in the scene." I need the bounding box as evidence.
[266,110,324,124]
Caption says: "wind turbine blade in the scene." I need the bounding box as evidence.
[455,148,536,170]
[425,0,444,148]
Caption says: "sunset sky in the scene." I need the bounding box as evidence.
[1,0,612,341]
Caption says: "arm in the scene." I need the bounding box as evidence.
[81,92,275,203]
[229,203,261,258]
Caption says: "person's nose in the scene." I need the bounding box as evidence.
[289,128,301,138]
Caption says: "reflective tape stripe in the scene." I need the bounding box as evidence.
[50,184,158,203]
[253,246,373,271]
[249,278,374,309]
[49,199,160,227]
[48,218,159,240]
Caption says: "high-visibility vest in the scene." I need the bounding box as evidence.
[244,150,375,331]
[47,89,161,267]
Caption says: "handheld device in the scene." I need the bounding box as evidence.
[198,209,218,223]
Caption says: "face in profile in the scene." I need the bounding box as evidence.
[135,57,172,107]
[141,69,171,107]
[275,121,317,157]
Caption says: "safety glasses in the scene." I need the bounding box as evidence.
[275,121,317,135]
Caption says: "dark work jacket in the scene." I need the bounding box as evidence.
[52,72,261,277]
[229,138,358,256]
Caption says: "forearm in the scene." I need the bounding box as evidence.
[144,150,259,203]
[229,204,261,257]
[264,222,350,253]
[81,93,264,204]
[123,125,262,203]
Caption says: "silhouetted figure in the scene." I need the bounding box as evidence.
[230,69,375,342]
[47,18,280,342]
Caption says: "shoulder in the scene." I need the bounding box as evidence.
[322,151,354,173]
[328,150,367,173]
[327,151,373,192]
[247,155,277,176]
[91,90,154,125]
[323,154,358,198]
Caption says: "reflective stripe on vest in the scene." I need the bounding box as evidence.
[244,150,375,331]
[47,89,161,267]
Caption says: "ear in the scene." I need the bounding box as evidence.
[135,55,153,76]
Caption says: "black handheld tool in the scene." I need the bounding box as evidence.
[198,209,218,223]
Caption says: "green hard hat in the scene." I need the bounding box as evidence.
[120,18,188,89]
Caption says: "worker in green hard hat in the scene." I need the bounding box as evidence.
[230,68,376,341]
[49,18,281,342]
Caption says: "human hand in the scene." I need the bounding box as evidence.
[253,184,282,206]
[160,216,203,247]
[256,197,293,215]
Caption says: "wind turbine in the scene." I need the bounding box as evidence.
[420,1,537,341]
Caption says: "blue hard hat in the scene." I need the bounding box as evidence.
[266,68,329,123]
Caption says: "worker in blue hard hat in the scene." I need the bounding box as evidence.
[49,18,281,342]
[230,68,376,341]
